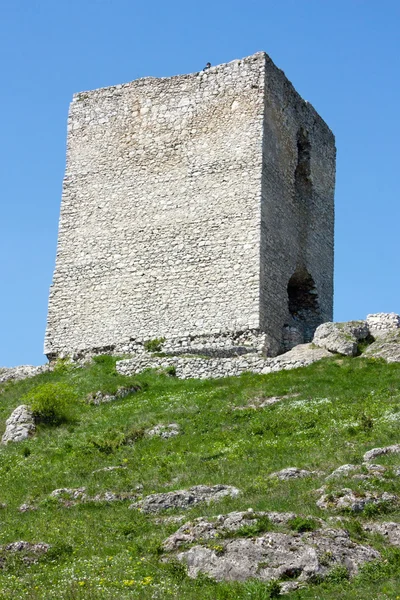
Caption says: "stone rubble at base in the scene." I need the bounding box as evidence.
[115,312,400,380]
[2,313,400,386]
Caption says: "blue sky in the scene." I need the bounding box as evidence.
[0,0,399,366]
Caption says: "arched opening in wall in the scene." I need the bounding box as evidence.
[283,269,322,350]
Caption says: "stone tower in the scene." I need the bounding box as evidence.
[45,52,335,359]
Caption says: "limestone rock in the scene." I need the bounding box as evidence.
[268,344,332,371]
[18,503,37,513]
[326,464,358,479]
[92,465,127,474]
[362,330,400,363]
[363,444,400,462]
[172,528,379,586]
[163,510,296,551]
[49,487,138,506]
[363,521,400,546]
[316,488,397,513]
[50,487,87,502]
[326,463,386,481]
[313,321,369,356]
[269,467,320,481]
[86,386,139,405]
[147,423,180,439]
[130,484,240,513]
[0,541,50,568]
[366,313,400,338]
[0,364,49,384]
[1,405,36,444]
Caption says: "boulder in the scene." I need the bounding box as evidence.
[86,386,139,405]
[163,510,297,551]
[0,541,50,568]
[92,465,127,473]
[130,484,240,513]
[316,488,397,513]
[1,405,36,444]
[269,467,321,481]
[313,321,369,356]
[172,527,379,586]
[146,423,180,439]
[269,343,331,370]
[49,487,138,506]
[362,330,400,363]
[363,444,400,462]
[0,365,49,384]
[363,521,400,546]
[326,463,386,481]
[366,313,400,338]
[326,464,358,479]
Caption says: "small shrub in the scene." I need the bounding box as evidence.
[89,430,126,454]
[44,542,73,561]
[52,357,75,374]
[165,365,177,377]
[363,500,391,518]
[266,579,281,597]
[164,558,188,582]
[229,516,272,539]
[21,446,31,458]
[124,426,145,444]
[359,412,374,432]
[89,426,144,454]
[144,337,166,353]
[22,382,76,425]
[345,519,366,541]
[288,516,318,533]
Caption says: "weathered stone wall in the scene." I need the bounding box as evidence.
[45,54,266,357]
[259,56,335,351]
[116,343,331,380]
[45,52,335,358]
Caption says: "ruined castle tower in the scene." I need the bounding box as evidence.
[44,52,335,359]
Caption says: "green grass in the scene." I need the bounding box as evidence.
[0,355,400,598]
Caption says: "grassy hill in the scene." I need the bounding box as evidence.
[0,355,400,599]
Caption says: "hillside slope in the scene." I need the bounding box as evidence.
[1,356,400,598]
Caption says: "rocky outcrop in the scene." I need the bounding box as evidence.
[130,485,240,513]
[0,365,49,384]
[146,423,180,439]
[363,521,400,546]
[363,444,400,462]
[316,488,397,513]
[326,463,386,481]
[1,405,36,444]
[49,487,138,507]
[0,541,50,568]
[312,321,369,356]
[163,513,379,590]
[86,386,139,405]
[366,313,400,338]
[362,331,400,363]
[163,510,296,551]
[269,467,321,481]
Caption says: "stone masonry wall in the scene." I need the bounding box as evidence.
[259,56,335,351]
[45,54,266,357]
[45,52,335,358]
